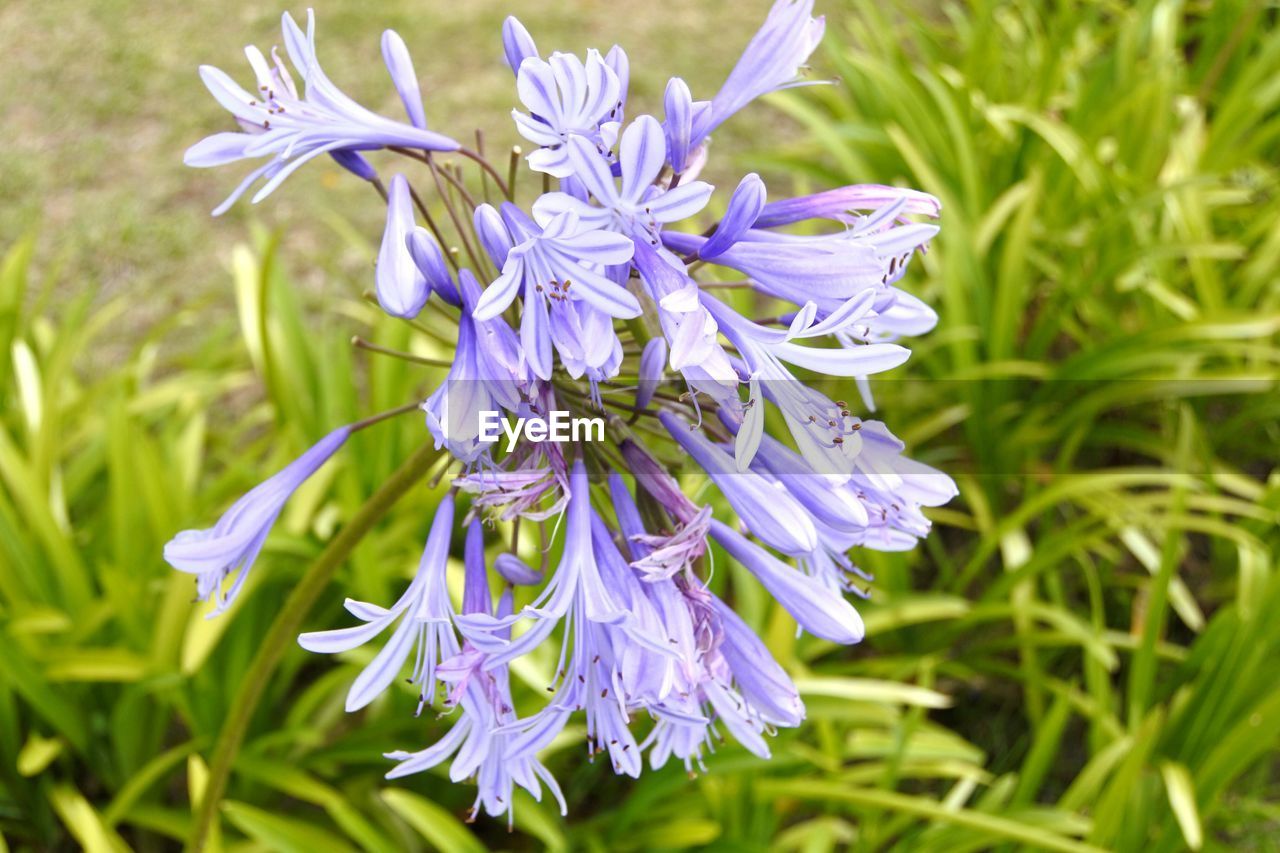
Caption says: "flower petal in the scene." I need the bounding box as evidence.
[619,115,667,202]
[381,30,426,129]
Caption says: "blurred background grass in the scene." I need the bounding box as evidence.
[2,0,1278,851]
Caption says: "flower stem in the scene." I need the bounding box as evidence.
[473,130,492,204]
[350,399,423,431]
[403,182,460,273]
[185,441,443,853]
[424,154,486,272]
[351,335,455,368]
[458,147,511,198]
[506,146,522,202]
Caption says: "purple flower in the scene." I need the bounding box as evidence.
[847,420,958,545]
[385,678,567,826]
[699,173,767,260]
[659,411,818,555]
[755,184,942,228]
[630,508,711,582]
[386,522,567,825]
[473,203,514,268]
[664,220,938,311]
[605,47,631,119]
[630,241,739,407]
[175,0,957,820]
[549,297,625,387]
[512,50,623,177]
[164,426,350,613]
[587,514,679,705]
[298,496,457,712]
[701,291,911,474]
[746,428,871,532]
[693,0,826,147]
[458,453,568,522]
[494,553,543,586]
[619,439,705,527]
[457,393,571,521]
[709,519,864,644]
[423,271,528,463]
[501,16,539,73]
[636,337,668,410]
[457,467,679,778]
[639,575,803,770]
[611,451,710,584]
[662,77,698,175]
[185,11,458,214]
[376,174,429,318]
[456,460,630,664]
[492,518,674,780]
[472,205,637,379]
[533,115,714,240]
[406,226,458,306]
[380,30,427,130]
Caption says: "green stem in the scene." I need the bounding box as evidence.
[185,442,443,853]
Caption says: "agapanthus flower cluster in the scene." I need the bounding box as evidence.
[169,0,955,824]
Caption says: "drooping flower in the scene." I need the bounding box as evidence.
[845,419,959,546]
[185,11,458,214]
[659,411,819,555]
[297,496,457,712]
[456,447,569,522]
[708,519,865,644]
[470,508,675,781]
[630,505,712,582]
[456,459,632,665]
[608,472,708,584]
[641,576,807,770]
[618,439,704,526]
[456,388,572,521]
[610,478,803,768]
[386,522,566,824]
[164,426,350,613]
[745,427,871,533]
